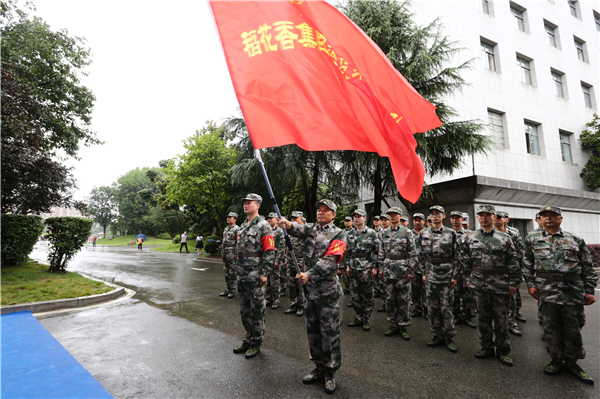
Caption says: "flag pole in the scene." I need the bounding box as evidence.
[254,149,308,297]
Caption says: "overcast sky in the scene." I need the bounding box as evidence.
[33,0,241,201]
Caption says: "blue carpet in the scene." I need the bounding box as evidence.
[1,311,113,399]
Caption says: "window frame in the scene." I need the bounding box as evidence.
[582,83,593,108]
[551,70,564,97]
[517,56,532,85]
[525,122,541,156]
[559,131,573,163]
[487,109,506,149]
[481,40,497,71]
[568,1,578,18]
[510,5,526,31]
[574,38,585,61]
[544,22,557,48]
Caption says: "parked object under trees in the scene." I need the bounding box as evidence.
[45,217,93,273]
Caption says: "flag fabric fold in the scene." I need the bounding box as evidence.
[209,0,442,203]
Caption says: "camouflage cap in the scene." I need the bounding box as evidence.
[450,211,464,217]
[413,213,425,220]
[302,217,306,223]
[461,220,468,225]
[540,205,562,215]
[426,216,432,221]
[386,207,403,215]
[267,212,278,219]
[476,204,496,214]
[535,212,541,219]
[226,212,238,218]
[353,209,367,217]
[496,211,509,218]
[344,216,353,222]
[400,216,408,221]
[380,214,390,220]
[429,205,445,214]
[462,213,469,220]
[291,211,304,218]
[243,193,262,204]
[316,199,337,212]
[373,215,381,220]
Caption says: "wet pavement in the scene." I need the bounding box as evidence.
[29,243,599,398]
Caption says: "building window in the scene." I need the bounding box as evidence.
[482,0,490,14]
[552,71,564,97]
[545,23,557,47]
[481,41,496,71]
[488,110,505,148]
[517,56,532,85]
[525,123,540,155]
[582,83,592,108]
[574,38,585,61]
[511,5,525,31]
[569,1,578,17]
[560,132,573,162]
[595,11,600,32]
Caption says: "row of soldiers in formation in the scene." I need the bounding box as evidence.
[219,194,598,394]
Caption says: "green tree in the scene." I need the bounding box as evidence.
[87,186,116,237]
[112,167,160,234]
[338,0,491,212]
[579,113,600,190]
[165,121,236,233]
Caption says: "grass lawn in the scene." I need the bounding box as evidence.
[151,243,216,256]
[1,262,113,306]
[96,234,172,246]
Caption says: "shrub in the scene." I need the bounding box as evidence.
[45,217,93,273]
[1,214,44,266]
[588,244,600,268]
[156,232,171,240]
[172,235,181,244]
[205,235,222,255]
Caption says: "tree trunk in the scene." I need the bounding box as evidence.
[373,158,383,217]
[308,152,321,222]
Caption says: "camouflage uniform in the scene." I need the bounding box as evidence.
[522,212,597,365]
[236,212,275,347]
[378,224,417,331]
[287,212,306,311]
[452,225,476,322]
[266,219,286,307]
[373,226,386,300]
[417,213,459,340]
[462,211,519,356]
[504,224,524,331]
[345,213,380,324]
[411,227,426,315]
[287,200,347,376]
[221,216,240,294]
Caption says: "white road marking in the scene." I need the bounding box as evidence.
[191,268,209,271]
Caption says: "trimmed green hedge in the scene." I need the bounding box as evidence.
[46,217,93,273]
[1,214,45,266]
[205,235,221,255]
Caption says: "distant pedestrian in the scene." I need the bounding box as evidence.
[137,236,143,251]
[180,231,189,253]
[92,235,97,248]
[196,234,204,255]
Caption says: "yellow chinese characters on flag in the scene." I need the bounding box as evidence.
[209,1,442,203]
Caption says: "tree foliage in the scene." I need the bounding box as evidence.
[579,113,600,190]
[1,213,44,266]
[112,167,160,234]
[87,186,116,237]
[45,217,93,273]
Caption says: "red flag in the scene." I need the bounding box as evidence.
[209,0,442,203]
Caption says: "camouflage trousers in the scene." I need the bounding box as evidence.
[507,285,522,329]
[304,280,341,374]
[340,268,350,293]
[541,301,586,362]
[385,278,411,329]
[425,281,456,338]
[452,273,475,320]
[475,291,511,354]
[374,272,385,299]
[349,269,374,322]
[237,280,266,346]
[411,272,425,314]
[222,254,237,292]
[265,266,280,305]
[280,262,288,292]
[287,261,304,309]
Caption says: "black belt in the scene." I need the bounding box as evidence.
[426,256,451,264]
[536,272,581,282]
[472,267,507,276]
[388,254,407,260]
[223,244,236,248]
[351,253,369,259]
[238,251,262,258]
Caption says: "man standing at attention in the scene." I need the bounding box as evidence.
[266,212,286,310]
[220,212,239,298]
[278,200,347,394]
[523,206,597,384]
[462,205,519,367]
[345,209,380,331]
[410,213,426,318]
[418,205,459,353]
[284,211,306,317]
[449,211,476,329]
[232,194,275,359]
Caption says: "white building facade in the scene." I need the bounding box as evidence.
[360,0,600,243]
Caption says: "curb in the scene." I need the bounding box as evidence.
[1,286,127,315]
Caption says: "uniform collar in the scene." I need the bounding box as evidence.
[431,225,445,233]
[316,222,333,232]
[542,228,564,237]
[479,227,495,236]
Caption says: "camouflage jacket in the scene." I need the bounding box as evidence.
[271,225,286,265]
[505,227,524,281]
[523,229,597,305]
[462,228,520,294]
[344,227,379,271]
[236,216,275,282]
[287,222,347,299]
[221,224,240,258]
[417,225,459,283]
[378,226,418,279]
[411,228,424,275]
[286,234,305,274]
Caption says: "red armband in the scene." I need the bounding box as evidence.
[261,235,275,252]
[324,240,347,263]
